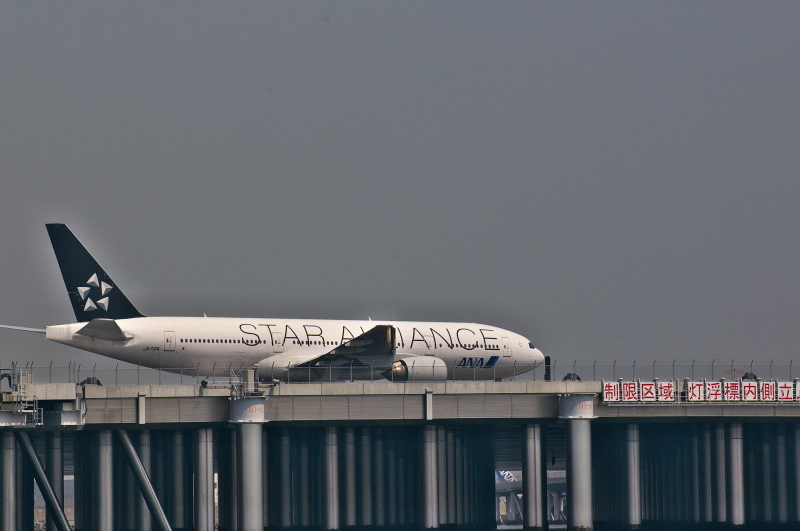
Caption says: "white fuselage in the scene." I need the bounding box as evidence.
[45,317,543,380]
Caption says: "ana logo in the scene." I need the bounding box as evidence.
[77,273,114,312]
[456,356,500,368]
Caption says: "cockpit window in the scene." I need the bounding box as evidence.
[529,342,535,349]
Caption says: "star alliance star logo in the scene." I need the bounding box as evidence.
[77,273,113,312]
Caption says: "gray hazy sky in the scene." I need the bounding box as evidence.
[1,2,799,370]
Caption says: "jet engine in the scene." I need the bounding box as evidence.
[382,356,447,382]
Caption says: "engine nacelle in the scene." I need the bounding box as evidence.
[383,356,448,382]
[256,358,291,380]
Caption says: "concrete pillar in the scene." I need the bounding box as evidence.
[776,424,789,522]
[238,423,264,531]
[567,418,593,531]
[626,424,641,529]
[46,431,64,531]
[299,430,311,527]
[423,424,439,529]
[701,424,713,522]
[136,430,153,531]
[714,423,727,523]
[523,424,544,531]
[344,427,357,528]
[795,425,800,522]
[762,424,773,522]
[387,438,398,526]
[324,426,340,530]
[194,428,214,531]
[455,432,464,525]
[373,431,385,525]
[446,428,456,525]
[74,431,91,531]
[261,427,269,529]
[97,430,114,531]
[691,425,700,523]
[727,422,745,526]
[279,429,292,528]
[437,427,447,526]
[398,441,408,526]
[359,427,373,526]
[170,431,187,531]
[0,432,14,531]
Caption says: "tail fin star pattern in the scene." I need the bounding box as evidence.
[46,224,144,322]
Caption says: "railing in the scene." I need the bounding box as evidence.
[0,360,797,387]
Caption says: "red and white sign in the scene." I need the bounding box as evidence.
[603,381,620,402]
[724,381,741,401]
[760,381,776,401]
[687,381,705,401]
[777,382,794,401]
[706,381,722,401]
[657,380,675,402]
[640,381,656,401]
[622,381,638,402]
[603,379,798,404]
[743,381,758,401]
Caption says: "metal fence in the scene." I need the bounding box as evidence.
[0,360,796,389]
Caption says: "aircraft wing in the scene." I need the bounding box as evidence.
[261,324,395,371]
[75,319,131,342]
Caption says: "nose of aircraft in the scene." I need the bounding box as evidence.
[530,347,544,366]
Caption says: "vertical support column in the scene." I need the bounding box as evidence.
[46,431,64,531]
[626,423,641,530]
[279,429,292,528]
[136,430,153,531]
[446,428,456,525]
[97,430,114,531]
[423,424,439,529]
[437,427,447,526]
[298,430,311,527]
[74,431,91,531]
[373,430,386,526]
[239,423,264,531]
[701,424,713,523]
[194,428,214,531]
[343,427,356,528]
[728,422,745,527]
[170,431,187,531]
[762,424,773,523]
[560,394,596,531]
[324,426,340,530]
[714,423,727,523]
[523,424,544,531]
[359,427,373,527]
[691,425,700,523]
[795,424,800,523]
[1,432,16,531]
[387,438,398,526]
[455,431,464,525]
[222,428,238,531]
[567,419,593,531]
[776,424,789,523]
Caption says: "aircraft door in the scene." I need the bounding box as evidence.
[424,335,434,356]
[501,337,511,357]
[273,333,284,353]
[164,331,175,352]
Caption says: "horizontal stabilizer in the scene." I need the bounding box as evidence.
[75,319,131,342]
[0,324,46,334]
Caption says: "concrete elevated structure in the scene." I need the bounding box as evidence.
[2,377,800,530]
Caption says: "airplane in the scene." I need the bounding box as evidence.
[0,224,544,382]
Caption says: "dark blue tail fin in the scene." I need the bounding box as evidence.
[46,224,145,322]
